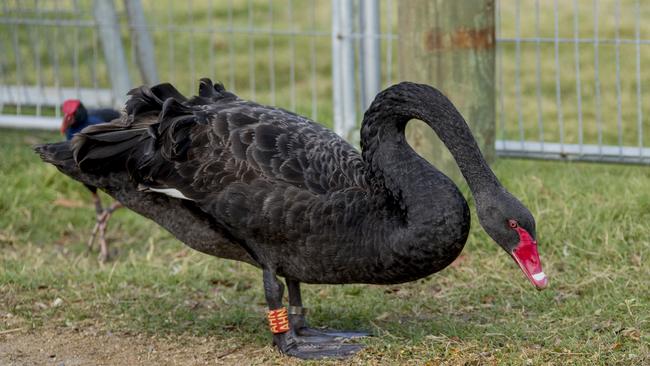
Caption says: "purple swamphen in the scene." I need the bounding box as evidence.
[61,99,122,261]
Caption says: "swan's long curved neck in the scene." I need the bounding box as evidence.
[356,82,510,281]
[361,82,501,203]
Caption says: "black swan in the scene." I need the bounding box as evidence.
[60,99,123,261]
[35,79,547,359]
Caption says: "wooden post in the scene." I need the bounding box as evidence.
[398,0,495,183]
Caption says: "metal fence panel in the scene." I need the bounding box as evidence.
[1,1,648,165]
[496,0,650,164]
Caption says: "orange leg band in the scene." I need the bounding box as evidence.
[267,307,290,334]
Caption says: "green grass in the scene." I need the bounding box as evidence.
[1,129,648,364]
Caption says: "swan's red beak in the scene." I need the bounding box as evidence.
[510,227,548,290]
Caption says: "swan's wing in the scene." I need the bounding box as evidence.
[73,79,367,202]
[71,80,380,270]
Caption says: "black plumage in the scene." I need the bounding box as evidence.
[36,79,545,359]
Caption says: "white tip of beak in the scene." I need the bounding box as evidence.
[531,271,547,282]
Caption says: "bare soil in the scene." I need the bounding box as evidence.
[0,327,291,366]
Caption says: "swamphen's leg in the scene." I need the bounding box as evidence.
[262,270,362,359]
[95,201,122,261]
[87,189,122,262]
[286,279,371,340]
[87,189,104,251]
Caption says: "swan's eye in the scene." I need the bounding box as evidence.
[508,219,519,229]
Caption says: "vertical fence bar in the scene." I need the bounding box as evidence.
[125,0,159,85]
[360,0,380,111]
[332,0,343,129]
[635,0,644,157]
[268,0,276,105]
[573,0,583,154]
[10,16,23,114]
[73,13,80,96]
[227,0,235,91]
[385,0,393,86]
[50,7,62,118]
[94,0,131,106]
[614,0,623,157]
[129,13,137,78]
[288,0,296,111]
[593,0,603,155]
[514,0,524,149]
[91,25,99,91]
[208,0,215,80]
[0,33,6,115]
[355,0,363,115]
[309,0,318,120]
[497,0,506,149]
[332,0,357,140]
[188,0,196,92]
[534,0,544,148]
[167,0,176,84]
[28,19,43,116]
[340,0,357,140]
[248,0,256,100]
[553,0,564,151]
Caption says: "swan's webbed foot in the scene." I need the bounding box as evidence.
[262,272,364,359]
[288,307,371,340]
[296,326,371,339]
[273,331,364,360]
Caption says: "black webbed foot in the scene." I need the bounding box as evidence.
[288,307,371,340]
[273,331,364,360]
[295,326,371,340]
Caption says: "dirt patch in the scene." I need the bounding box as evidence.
[0,327,292,365]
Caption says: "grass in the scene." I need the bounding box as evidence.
[1,129,648,364]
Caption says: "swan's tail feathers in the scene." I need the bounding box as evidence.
[34,141,75,171]
[70,83,195,180]
[55,79,236,181]
[34,141,96,188]
[188,78,238,105]
[71,121,151,175]
[125,82,187,118]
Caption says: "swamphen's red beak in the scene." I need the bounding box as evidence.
[61,99,81,134]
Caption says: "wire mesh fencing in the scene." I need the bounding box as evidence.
[1,0,649,164]
[0,0,397,136]
[496,0,650,164]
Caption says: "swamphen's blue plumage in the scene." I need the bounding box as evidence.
[61,99,121,140]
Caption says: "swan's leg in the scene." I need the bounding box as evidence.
[286,279,371,339]
[262,270,361,359]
